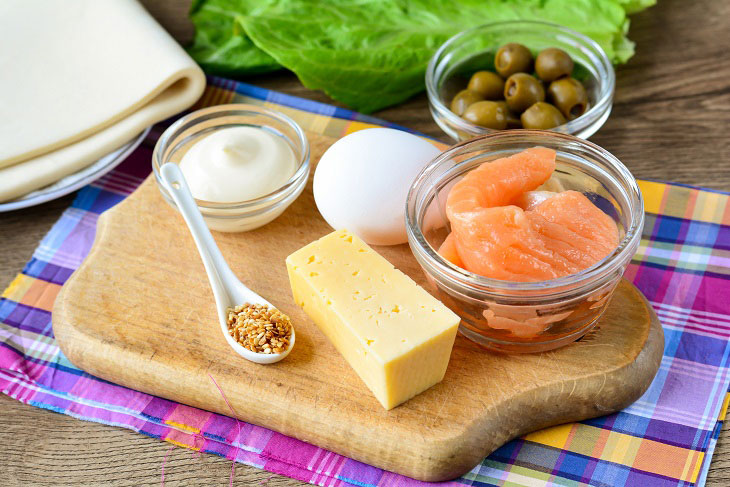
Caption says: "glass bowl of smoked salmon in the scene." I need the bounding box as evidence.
[405,131,643,353]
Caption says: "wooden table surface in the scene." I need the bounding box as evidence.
[1,0,729,485]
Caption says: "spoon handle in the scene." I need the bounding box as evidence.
[159,163,238,302]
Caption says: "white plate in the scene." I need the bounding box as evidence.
[0,128,150,212]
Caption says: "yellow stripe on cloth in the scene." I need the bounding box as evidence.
[719,392,730,421]
[695,190,726,223]
[524,423,573,449]
[342,121,381,136]
[638,180,667,217]
[1,274,62,312]
[1,274,34,301]
[526,423,703,483]
[192,84,234,110]
[21,279,62,312]
[165,437,201,452]
[165,419,201,434]
[638,180,730,225]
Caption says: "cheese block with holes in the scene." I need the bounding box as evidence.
[285,229,460,409]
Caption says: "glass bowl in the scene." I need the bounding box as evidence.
[426,21,615,142]
[152,104,310,233]
[405,131,643,353]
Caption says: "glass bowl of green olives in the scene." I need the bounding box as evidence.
[426,21,615,141]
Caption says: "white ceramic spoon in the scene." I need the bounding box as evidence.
[160,163,295,364]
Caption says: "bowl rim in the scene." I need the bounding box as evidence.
[405,130,644,293]
[425,20,616,138]
[152,103,311,212]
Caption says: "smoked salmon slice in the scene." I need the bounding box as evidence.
[440,147,619,283]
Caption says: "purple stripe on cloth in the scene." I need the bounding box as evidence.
[23,260,75,285]
[3,304,53,336]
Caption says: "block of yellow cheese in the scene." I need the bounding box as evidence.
[285,229,460,410]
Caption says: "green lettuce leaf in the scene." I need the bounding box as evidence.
[188,0,655,113]
[188,0,279,75]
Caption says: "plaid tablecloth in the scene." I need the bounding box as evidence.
[2,77,730,487]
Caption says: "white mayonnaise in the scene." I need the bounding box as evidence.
[180,126,296,203]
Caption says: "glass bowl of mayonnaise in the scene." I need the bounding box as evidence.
[153,104,310,232]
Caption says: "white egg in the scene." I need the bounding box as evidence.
[313,128,441,246]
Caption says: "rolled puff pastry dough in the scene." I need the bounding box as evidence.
[0,0,206,201]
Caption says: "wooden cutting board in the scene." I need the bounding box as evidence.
[52,131,664,482]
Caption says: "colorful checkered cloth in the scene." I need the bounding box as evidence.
[2,77,729,487]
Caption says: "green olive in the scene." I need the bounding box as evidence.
[548,77,588,120]
[450,89,484,116]
[494,43,533,78]
[496,101,522,129]
[535,48,574,82]
[467,71,505,100]
[462,101,508,130]
[520,102,566,130]
[504,73,545,113]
